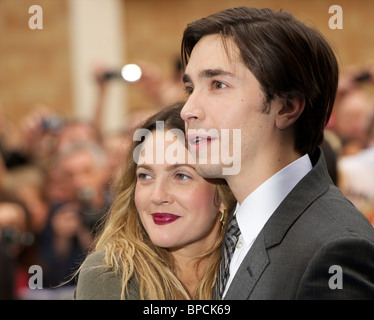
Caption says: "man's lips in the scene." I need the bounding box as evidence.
[151,213,181,225]
[187,133,214,151]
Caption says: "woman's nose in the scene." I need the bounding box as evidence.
[150,179,173,205]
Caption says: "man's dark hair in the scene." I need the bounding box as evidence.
[181,7,339,155]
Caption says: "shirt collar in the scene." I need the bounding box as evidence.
[235,154,313,245]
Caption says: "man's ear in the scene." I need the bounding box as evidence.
[275,92,305,130]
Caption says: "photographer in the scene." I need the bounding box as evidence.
[40,141,110,288]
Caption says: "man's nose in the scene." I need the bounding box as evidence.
[180,91,204,124]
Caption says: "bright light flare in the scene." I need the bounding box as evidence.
[121,64,142,82]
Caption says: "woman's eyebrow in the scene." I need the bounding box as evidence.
[137,163,195,172]
[164,164,195,172]
[136,164,152,171]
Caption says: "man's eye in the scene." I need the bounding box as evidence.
[184,86,194,96]
[213,81,228,89]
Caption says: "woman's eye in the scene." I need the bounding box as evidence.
[175,173,191,180]
[137,173,151,180]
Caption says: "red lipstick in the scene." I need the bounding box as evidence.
[151,213,181,225]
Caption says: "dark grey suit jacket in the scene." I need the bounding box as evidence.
[225,148,374,299]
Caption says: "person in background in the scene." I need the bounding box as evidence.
[338,114,374,225]
[1,165,49,237]
[57,141,110,226]
[40,141,110,288]
[333,89,374,156]
[0,196,36,298]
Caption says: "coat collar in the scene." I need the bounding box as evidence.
[224,148,332,299]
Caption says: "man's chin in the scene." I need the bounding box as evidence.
[195,163,224,179]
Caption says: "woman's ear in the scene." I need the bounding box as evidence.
[275,92,305,130]
[218,202,227,213]
[218,202,228,229]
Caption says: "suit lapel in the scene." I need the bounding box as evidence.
[224,148,332,299]
[224,232,269,299]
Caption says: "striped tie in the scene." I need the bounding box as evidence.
[214,215,241,299]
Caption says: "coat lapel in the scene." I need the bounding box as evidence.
[224,232,269,299]
[224,148,332,299]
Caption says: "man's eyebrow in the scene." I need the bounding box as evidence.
[199,69,234,78]
[182,73,192,84]
[183,69,234,84]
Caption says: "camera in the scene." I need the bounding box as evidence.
[41,116,63,133]
[76,188,105,234]
[354,71,372,83]
[101,64,142,83]
[0,226,34,247]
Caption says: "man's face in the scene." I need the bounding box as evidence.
[61,150,106,201]
[181,34,274,180]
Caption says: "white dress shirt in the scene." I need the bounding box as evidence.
[223,154,313,297]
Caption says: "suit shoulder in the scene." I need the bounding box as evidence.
[309,184,374,241]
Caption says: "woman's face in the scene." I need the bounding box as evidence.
[134,130,223,255]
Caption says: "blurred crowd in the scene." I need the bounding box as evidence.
[326,64,374,225]
[0,59,373,299]
[0,59,185,299]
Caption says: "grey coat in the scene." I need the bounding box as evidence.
[224,148,374,299]
[75,250,140,300]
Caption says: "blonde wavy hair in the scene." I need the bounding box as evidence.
[92,103,236,299]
